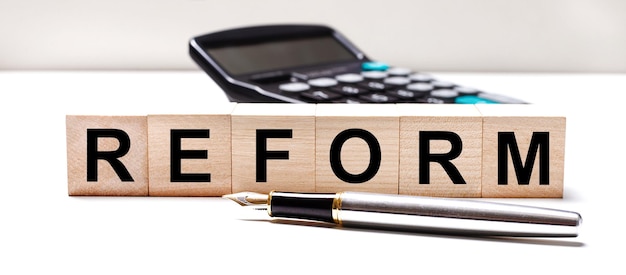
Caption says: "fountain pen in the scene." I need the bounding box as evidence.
[223,191,582,237]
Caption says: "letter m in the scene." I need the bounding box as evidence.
[498,132,549,185]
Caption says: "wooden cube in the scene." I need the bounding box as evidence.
[315,104,399,194]
[397,104,483,197]
[476,104,565,198]
[231,103,317,193]
[66,116,148,196]
[147,104,235,196]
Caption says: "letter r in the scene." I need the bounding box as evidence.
[86,129,134,182]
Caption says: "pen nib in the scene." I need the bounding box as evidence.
[222,192,269,209]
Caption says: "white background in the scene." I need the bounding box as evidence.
[1,71,625,274]
[1,0,626,274]
[1,0,625,72]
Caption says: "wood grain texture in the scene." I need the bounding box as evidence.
[315,104,399,194]
[476,104,565,198]
[66,115,148,196]
[66,103,567,198]
[147,113,233,196]
[231,103,317,193]
[398,104,483,197]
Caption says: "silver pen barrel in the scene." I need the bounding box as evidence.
[334,191,581,237]
[225,191,582,237]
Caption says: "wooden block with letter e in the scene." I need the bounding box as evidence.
[476,104,565,198]
[231,103,317,194]
[397,104,483,197]
[66,116,148,196]
[147,104,235,196]
[315,104,399,194]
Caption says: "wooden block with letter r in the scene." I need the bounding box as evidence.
[315,104,399,194]
[476,104,565,198]
[147,103,235,196]
[231,103,317,194]
[66,115,148,196]
[397,104,483,197]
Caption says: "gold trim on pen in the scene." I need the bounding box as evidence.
[332,192,343,225]
[267,191,274,217]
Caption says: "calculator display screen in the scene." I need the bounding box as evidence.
[207,36,357,75]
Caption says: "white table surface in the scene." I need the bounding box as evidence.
[1,70,624,274]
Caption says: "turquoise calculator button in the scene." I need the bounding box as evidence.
[455,95,498,104]
[362,62,389,71]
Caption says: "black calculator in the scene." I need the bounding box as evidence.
[189,24,524,104]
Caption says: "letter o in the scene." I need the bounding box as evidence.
[329,128,381,183]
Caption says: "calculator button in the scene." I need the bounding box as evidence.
[407,83,434,92]
[388,89,418,99]
[455,95,497,104]
[333,98,366,104]
[409,73,433,82]
[418,97,447,104]
[330,85,368,96]
[383,76,411,86]
[279,82,310,92]
[431,81,455,89]
[387,67,412,76]
[358,81,387,92]
[308,77,338,87]
[335,73,364,83]
[300,90,341,102]
[454,86,480,95]
[362,62,389,71]
[430,89,459,102]
[361,71,388,79]
[360,93,397,103]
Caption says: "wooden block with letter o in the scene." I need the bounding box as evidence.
[315,104,399,194]
[66,116,148,196]
[147,104,235,196]
[476,104,565,198]
[397,104,483,197]
[231,103,317,194]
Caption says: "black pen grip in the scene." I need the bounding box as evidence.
[269,192,336,223]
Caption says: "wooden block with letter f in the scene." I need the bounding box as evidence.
[231,103,317,194]
[147,103,236,196]
[477,104,565,198]
[315,104,399,194]
[66,116,148,196]
[397,104,483,197]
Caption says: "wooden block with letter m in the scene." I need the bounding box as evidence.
[476,104,565,198]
